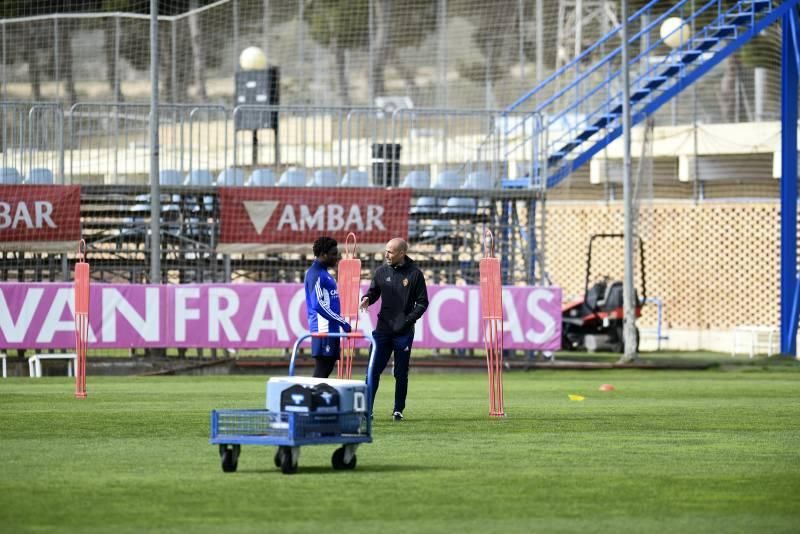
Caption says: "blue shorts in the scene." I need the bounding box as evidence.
[311,336,341,360]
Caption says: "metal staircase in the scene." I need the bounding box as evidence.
[505,0,799,188]
[496,0,799,285]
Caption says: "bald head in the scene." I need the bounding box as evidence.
[385,237,408,266]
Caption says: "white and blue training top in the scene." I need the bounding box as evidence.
[304,259,349,335]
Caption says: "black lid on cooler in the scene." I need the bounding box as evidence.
[280,384,312,413]
[311,383,340,412]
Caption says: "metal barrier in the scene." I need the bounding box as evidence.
[57,103,538,189]
[68,103,230,185]
[392,108,504,186]
[232,105,388,185]
[0,102,64,183]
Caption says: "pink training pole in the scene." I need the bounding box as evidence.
[479,230,504,417]
[337,233,361,379]
[74,240,90,399]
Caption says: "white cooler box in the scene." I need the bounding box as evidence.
[266,376,368,415]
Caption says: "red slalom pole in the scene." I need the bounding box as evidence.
[479,230,504,417]
[74,240,90,399]
[337,233,361,379]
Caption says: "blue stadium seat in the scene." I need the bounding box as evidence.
[185,169,214,186]
[184,169,215,217]
[433,171,462,214]
[341,170,370,187]
[0,167,21,184]
[216,168,246,186]
[433,170,462,189]
[312,169,339,187]
[463,171,494,210]
[159,169,183,186]
[463,171,493,189]
[421,220,452,240]
[278,168,307,187]
[409,196,439,214]
[247,169,276,187]
[26,168,54,185]
[441,197,477,215]
[405,171,436,228]
[157,170,183,225]
[401,170,430,189]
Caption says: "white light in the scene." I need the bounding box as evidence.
[660,17,691,49]
[239,46,267,71]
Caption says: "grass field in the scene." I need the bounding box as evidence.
[2,366,800,533]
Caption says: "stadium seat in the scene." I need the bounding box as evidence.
[463,171,493,189]
[441,197,477,215]
[216,168,246,186]
[185,169,214,187]
[400,170,430,189]
[312,169,339,187]
[404,172,435,220]
[433,170,462,189]
[127,168,183,238]
[247,169,276,187]
[437,171,472,214]
[409,196,439,214]
[159,169,183,186]
[184,169,215,215]
[157,170,183,224]
[463,171,494,211]
[341,170,370,187]
[26,168,54,185]
[0,167,21,184]
[278,168,307,187]
[408,219,420,239]
[420,220,452,240]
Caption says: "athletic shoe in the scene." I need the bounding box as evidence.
[392,411,404,421]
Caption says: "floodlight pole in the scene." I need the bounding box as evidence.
[621,0,637,362]
[149,0,161,284]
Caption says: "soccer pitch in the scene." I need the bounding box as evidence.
[1,369,800,533]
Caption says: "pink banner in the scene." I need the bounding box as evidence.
[0,283,561,351]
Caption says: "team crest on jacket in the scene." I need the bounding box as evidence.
[402,278,408,286]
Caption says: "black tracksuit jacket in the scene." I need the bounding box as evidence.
[363,256,429,335]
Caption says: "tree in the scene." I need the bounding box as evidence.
[304,0,437,104]
[304,0,369,105]
[103,0,227,102]
[369,0,438,98]
[0,0,91,103]
[452,0,518,109]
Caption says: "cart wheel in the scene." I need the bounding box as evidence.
[331,447,357,470]
[273,449,282,468]
[280,447,298,475]
[219,444,240,473]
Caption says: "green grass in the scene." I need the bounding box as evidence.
[2,368,800,533]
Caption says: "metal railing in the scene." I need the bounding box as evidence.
[504,0,792,188]
[0,102,64,183]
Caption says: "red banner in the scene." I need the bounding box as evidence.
[0,185,81,252]
[218,187,412,252]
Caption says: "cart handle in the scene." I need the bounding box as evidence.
[310,331,365,338]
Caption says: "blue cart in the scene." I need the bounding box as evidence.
[210,332,375,474]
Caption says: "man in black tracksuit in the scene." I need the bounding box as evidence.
[360,237,428,420]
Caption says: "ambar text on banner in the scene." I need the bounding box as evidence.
[218,187,411,252]
[0,185,81,252]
